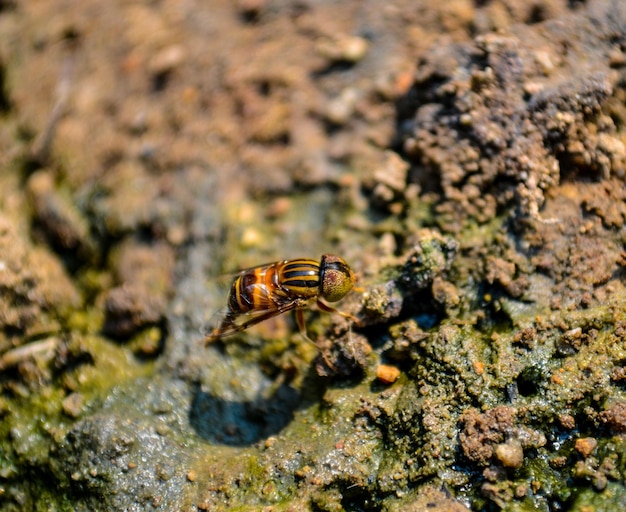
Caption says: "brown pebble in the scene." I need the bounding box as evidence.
[550,455,567,468]
[62,392,85,418]
[559,413,576,430]
[148,44,186,75]
[265,197,292,219]
[376,364,400,384]
[574,437,597,457]
[186,469,197,482]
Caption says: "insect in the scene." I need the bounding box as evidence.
[204,254,358,344]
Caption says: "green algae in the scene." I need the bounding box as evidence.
[0,332,156,509]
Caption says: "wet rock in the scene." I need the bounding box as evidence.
[2,0,626,510]
[51,412,193,510]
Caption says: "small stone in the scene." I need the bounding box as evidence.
[316,35,369,63]
[495,440,524,468]
[62,392,85,418]
[325,88,358,125]
[558,413,576,430]
[148,44,186,75]
[376,364,400,384]
[574,437,597,457]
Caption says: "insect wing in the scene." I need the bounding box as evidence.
[203,299,300,342]
[202,306,236,339]
[209,260,279,288]
[225,260,284,279]
[203,263,277,327]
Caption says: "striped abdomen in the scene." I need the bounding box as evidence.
[227,258,320,315]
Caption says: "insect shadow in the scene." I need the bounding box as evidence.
[188,362,329,446]
[188,384,296,446]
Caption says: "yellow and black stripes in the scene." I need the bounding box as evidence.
[228,265,274,313]
[278,259,320,298]
[228,271,257,313]
[227,259,322,315]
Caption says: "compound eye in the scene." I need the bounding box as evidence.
[320,254,355,302]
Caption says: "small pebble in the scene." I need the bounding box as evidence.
[62,392,85,418]
[316,35,369,63]
[376,364,400,384]
[575,437,597,457]
[495,440,524,468]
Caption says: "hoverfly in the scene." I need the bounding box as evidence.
[204,254,358,344]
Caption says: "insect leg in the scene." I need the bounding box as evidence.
[205,310,284,345]
[295,308,309,340]
[295,307,336,370]
[316,299,360,325]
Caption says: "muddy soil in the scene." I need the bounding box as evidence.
[1,0,626,510]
